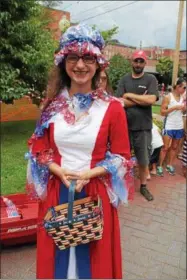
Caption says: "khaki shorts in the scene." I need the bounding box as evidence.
[129,130,152,166]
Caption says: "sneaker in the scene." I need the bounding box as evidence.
[157,166,164,176]
[166,165,175,175]
[140,187,154,201]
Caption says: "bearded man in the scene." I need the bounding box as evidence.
[117,50,159,201]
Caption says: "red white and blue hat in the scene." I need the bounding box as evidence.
[55,22,109,69]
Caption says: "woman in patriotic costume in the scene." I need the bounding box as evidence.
[26,22,134,279]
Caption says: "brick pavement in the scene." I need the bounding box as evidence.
[1,160,186,279]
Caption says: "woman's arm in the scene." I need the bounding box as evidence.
[49,162,82,187]
[160,96,183,116]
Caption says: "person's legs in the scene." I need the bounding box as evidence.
[157,133,171,176]
[168,139,180,166]
[159,135,171,167]
[150,147,161,174]
[151,163,157,174]
[139,165,150,181]
[177,137,184,159]
[166,130,184,175]
[132,130,153,201]
[147,167,151,180]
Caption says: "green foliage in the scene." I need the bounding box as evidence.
[108,54,131,92]
[1,120,36,195]
[156,57,184,86]
[91,24,119,44]
[0,0,57,104]
[100,26,119,44]
[41,0,62,8]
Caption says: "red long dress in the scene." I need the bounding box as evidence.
[29,90,131,279]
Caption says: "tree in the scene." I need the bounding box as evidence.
[156,57,184,86]
[107,54,131,93]
[40,1,62,8]
[91,25,119,44]
[0,0,57,104]
[100,26,119,44]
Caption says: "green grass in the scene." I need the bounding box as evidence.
[1,120,36,195]
[152,105,161,115]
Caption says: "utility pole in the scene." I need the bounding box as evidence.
[172,0,185,86]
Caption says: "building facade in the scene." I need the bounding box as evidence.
[104,42,186,76]
[45,7,71,40]
[103,41,136,60]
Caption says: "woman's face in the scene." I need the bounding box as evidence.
[176,82,186,95]
[65,52,98,88]
[98,70,107,90]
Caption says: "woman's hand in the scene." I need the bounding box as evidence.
[66,167,107,181]
[59,168,81,188]
[48,163,80,188]
[66,169,92,181]
[174,104,184,111]
[75,179,90,192]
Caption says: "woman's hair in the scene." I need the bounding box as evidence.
[101,69,114,95]
[173,77,186,89]
[41,59,102,110]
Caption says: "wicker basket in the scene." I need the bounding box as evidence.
[44,181,103,250]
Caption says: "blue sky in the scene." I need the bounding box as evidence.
[55,1,186,50]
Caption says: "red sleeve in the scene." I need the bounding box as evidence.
[28,129,54,165]
[108,101,131,159]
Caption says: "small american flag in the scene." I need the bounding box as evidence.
[6,205,19,218]
[2,197,19,218]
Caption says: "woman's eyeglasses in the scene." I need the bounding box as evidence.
[66,54,96,64]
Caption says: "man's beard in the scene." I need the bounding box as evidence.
[133,66,144,74]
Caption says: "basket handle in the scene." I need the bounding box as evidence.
[67,180,76,223]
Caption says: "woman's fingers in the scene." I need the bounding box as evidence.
[75,180,90,192]
[61,175,71,188]
[75,181,83,192]
[66,175,80,180]
[65,171,81,181]
[60,168,90,189]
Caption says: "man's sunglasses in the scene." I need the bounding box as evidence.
[133,58,145,63]
[66,54,96,64]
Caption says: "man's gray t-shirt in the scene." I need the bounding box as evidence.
[116,73,159,131]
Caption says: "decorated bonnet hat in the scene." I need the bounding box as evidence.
[55,20,109,69]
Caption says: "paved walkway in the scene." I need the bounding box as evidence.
[120,160,186,280]
[1,160,186,279]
